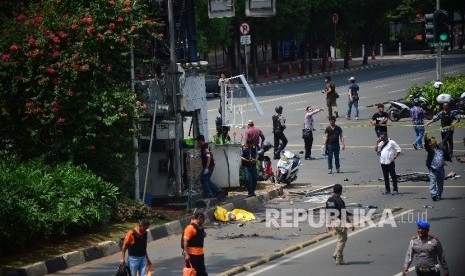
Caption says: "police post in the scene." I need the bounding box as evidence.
[240,22,251,81]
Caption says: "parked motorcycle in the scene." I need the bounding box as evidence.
[276,150,301,185]
[387,91,433,122]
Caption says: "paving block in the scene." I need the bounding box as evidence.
[21,261,47,276]
[149,225,169,241]
[62,251,85,268]
[164,220,183,236]
[82,246,104,262]
[98,241,119,256]
[44,256,67,274]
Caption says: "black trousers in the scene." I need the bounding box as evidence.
[415,268,440,276]
[188,254,208,276]
[273,131,288,157]
[441,129,454,155]
[381,162,398,192]
[303,132,314,159]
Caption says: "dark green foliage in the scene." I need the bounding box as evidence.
[0,155,119,251]
[112,199,152,222]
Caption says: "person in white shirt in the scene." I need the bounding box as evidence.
[375,132,401,195]
[303,106,324,160]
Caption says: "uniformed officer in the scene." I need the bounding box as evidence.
[272,106,288,159]
[403,220,449,276]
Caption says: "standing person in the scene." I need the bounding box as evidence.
[402,220,449,276]
[371,104,389,138]
[323,116,345,174]
[424,133,452,201]
[303,106,324,160]
[120,219,152,276]
[410,100,425,150]
[243,120,265,149]
[196,135,224,199]
[325,184,354,265]
[241,138,259,197]
[425,102,459,156]
[346,77,360,120]
[375,132,401,195]
[183,211,208,276]
[272,105,288,159]
[324,75,338,118]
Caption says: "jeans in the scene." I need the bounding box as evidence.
[413,125,425,147]
[429,166,445,198]
[243,165,258,196]
[200,168,222,197]
[273,131,288,158]
[128,255,147,276]
[326,144,340,171]
[441,129,454,155]
[303,132,314,158]
[381,162,398,192]
[347,100,359,118]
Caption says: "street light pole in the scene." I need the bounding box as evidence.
[436,0,442,81]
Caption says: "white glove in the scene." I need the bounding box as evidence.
[203,168,209,175]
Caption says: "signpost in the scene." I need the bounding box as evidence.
[240,22,251,80]
[332,13,338,62]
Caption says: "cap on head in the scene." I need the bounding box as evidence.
[195,134,205,141]
[416,220,430,230]
[247,120,254,126]
[348,77,355,82]
[194,211,206,219]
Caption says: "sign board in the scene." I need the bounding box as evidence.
[239,22,250,35]
[429,42,451,47]
[332,13,339,24]
[240,35,251,45]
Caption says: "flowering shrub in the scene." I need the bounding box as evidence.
[0,0,158,187]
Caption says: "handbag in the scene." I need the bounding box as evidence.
[302,128,312,139]
[335,92,340,98]
[183,260,197,276]
[115,264,131,276]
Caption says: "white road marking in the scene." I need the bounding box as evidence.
[410,77,425,82]
[245,210,414,276]
[266,89,283,94]
[287,100,307,106]
[373,84,388,89]
[392,266,415,276]
[387,89,406,94]
[378,70,390,74]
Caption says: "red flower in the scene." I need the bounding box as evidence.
[52,101,61,113]
[34,107,42,114]
[119,37,126,43]
[81,17,93,24]
[29,37,36,45]
[9,44,19,51]
[1,54,10,61]
[109,22,115,29]
[117,17,124,22]
[142,103,148,109]
[97,33,104,39]
[59,32,68,38]
[47,67,55,74]
[17,14,25,21]
[53,51,60,57]
[26,101,35,108]
[57,117,65,124]
[122,112,128,117]
[87,27,94,35]
[71,23,78,30]
[123,7,132,13]
[53,36,61,44]
[68,90,75,97]
[109,0,115,5]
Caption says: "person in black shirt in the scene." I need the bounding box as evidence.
[323,116,345,174]
[326,184,354,265]
[272,106,288,159]
[371,104,389,138]
[241,138,259,197]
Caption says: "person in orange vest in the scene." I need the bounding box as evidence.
[120,219,152,276]
[183,211,208,276]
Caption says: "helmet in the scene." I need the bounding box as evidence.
[436,93,452,104]
[460,92,465,101]
[275,105,283,114]
[433,81,443,89]
[262,142,272,152]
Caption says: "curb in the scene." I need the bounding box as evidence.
[7,187,284,276]
[249,64,382,88]
[219,207,403,276]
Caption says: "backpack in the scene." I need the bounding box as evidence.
[115,264,131,276]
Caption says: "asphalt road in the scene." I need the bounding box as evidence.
[52,55,465,276]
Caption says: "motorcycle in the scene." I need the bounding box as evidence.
[387,91,433,122]
[276,150,301,185]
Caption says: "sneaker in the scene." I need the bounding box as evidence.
[337,169,342,173]
[432,196,438,201]
[391,191,398,195]
[328,170,333,174]
[355,117,359,120]
[412,143,418,150]
[345,115,351,120]
[382,191,391,195]
[336,261,349,265]
[335,112,339,118]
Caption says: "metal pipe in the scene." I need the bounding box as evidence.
[142,100,158,206]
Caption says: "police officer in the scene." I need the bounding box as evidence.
[183,211,208,276]
[241,138,258,197]
[403,220,449,276]
[426,102,459,156]
[272,105,287,159]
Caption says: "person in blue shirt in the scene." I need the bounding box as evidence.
[346,77,359,120]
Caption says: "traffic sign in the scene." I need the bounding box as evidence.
[332,13,339,24]
[239,22,250,35]
[429,41,450,47]
[240,35,251,45]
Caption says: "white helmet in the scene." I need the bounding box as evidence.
[433,81,443,89]
[460,92,465,101]
[436,93,452,104]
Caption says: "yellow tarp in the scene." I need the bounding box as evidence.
[214,206,255,222]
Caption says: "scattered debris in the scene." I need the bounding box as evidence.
[423,205,434,209]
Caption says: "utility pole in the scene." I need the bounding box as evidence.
[168,0,182,194]
[436,0,442,81]
[130,2,140,201]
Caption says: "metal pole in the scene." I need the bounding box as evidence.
[380,43,384,57]
[436,0,442,81]
[398,43,402,56]
[245,45,249,81]
[143,99,157,206]
[129,6,140,201]
[362,44,365,58]
[168,0,182,194]
[334,23,337,62]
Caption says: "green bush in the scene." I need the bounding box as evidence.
[406,75,465,114]
[112,199,151,222]
[0,155,119,251]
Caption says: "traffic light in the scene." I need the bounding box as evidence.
[424,12,435,43]
[435,10,449,43]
